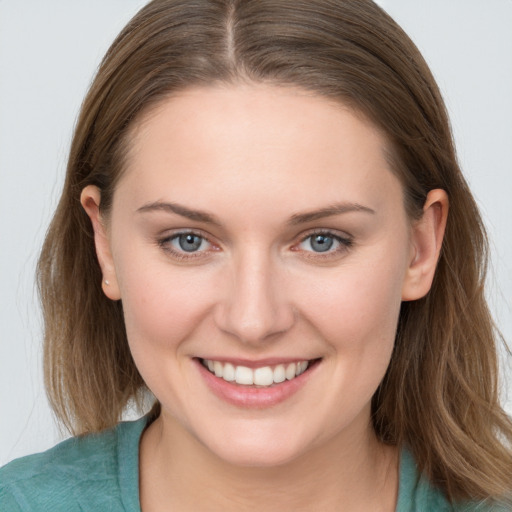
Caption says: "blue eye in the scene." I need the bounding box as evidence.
[170,233,209,253]
[298,232,351,254]
[308,234,335,252]
[157,230,216,261]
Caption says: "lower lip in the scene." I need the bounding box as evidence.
[195,359,319,408]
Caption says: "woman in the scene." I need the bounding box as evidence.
[1,0,511,510]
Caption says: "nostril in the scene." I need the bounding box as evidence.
[213,301,296,344]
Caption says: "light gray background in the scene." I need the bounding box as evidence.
[1,0,511,466]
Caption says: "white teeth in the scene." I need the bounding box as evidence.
[223,362,235,382]
[213,361,223,378]
[235,366,254,385]
[285,363,296,380]
[203,359,312,387]
[254,366,274,386]
[297,361,308,375]
[273,364,286,383]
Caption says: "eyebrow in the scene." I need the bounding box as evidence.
[137,201,222,226]
[288,203,376,225]
[137,200,375,226]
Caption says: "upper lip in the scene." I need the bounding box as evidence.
[197,357,319,369]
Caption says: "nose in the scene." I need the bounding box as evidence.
[214,248,296,345]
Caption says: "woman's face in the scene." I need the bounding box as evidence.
[88,84,432,466]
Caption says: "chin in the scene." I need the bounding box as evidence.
[214,442,303,468]
[197,422,313,468]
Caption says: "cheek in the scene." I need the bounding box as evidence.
[291,249,407,424]
[295,246,407,358]
[116,260,219,414]
[114,252,216,357]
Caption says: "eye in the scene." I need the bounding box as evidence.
[302,233,336,252]
[171,233,209,253]
[296,231,353,256]
[157,231,214,260]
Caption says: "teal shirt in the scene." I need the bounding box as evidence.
[0,416,503,511]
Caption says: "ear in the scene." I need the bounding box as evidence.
[401,189,449,301]
[80,185,121,301]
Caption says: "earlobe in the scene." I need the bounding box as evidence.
[401,189,449,301]
[80,186,121,301]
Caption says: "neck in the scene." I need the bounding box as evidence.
[139,411,399,512]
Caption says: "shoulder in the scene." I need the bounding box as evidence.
[397,447,452,512]
[0,416,147,512]
[397,447,510,512]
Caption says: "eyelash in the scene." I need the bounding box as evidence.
[294,230,354,260]
[157,229,353,262]
[157,230,216,261]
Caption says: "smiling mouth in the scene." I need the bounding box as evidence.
[200,358,319,387]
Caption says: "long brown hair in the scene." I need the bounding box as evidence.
[37,0,512,503]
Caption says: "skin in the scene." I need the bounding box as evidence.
[82,84,448,512]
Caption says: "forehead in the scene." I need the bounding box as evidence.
[117,84,402,218]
